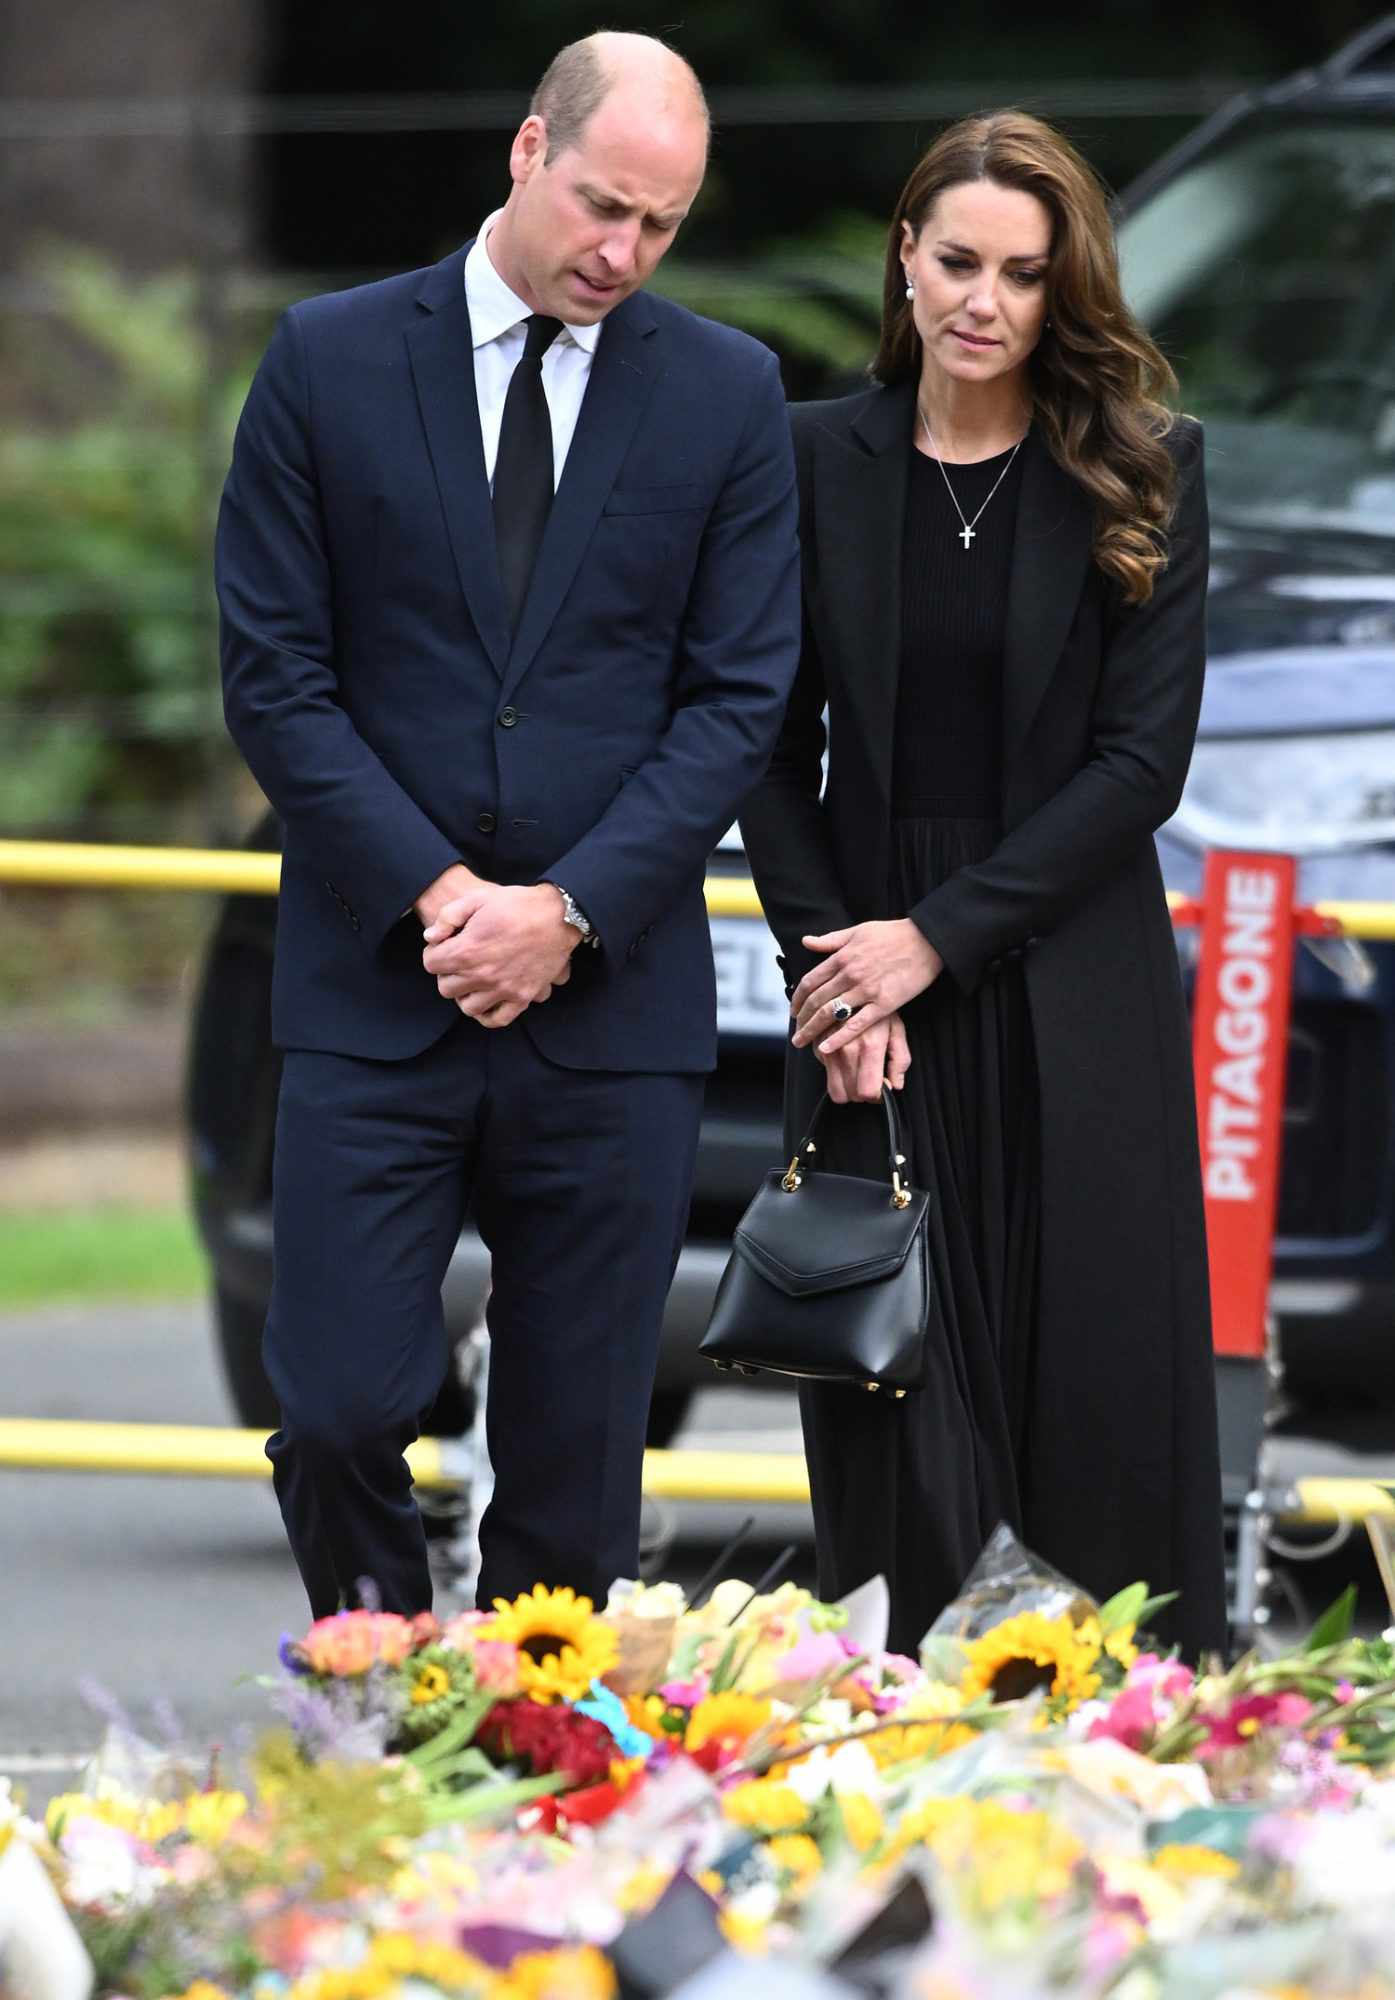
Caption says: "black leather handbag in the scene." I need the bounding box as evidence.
[699,1088,934,1394]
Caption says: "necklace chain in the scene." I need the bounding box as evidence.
[916,400,1028,550]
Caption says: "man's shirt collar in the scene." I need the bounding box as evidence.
[464,212,602,354]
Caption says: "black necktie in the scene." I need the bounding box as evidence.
[492,313,563,637]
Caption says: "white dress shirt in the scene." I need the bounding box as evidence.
[464,211,601,491]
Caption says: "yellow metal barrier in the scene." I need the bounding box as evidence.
[12,1415,1395,1521]
[1290,1477,1395,1526]
[0,840,764,919]
[0,1418,812,1504]
[4,839,1395,936]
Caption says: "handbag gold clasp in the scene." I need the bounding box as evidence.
[891,1168,912,1210]
[782,1155,803,1192]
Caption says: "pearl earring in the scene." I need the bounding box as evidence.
[905,281,915,300]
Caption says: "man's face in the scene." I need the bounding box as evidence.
[495,92,707,324]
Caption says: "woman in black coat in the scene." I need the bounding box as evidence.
[739,110,1228,1660]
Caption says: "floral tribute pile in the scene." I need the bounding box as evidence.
[6,1530,1395,2000]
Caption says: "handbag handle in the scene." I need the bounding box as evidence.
[782,1086,913,1210]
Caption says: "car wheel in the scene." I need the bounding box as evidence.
[214,1281,279,1431]
[645,1388,692,1448]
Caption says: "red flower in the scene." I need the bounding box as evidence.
[478,1697,617,1788]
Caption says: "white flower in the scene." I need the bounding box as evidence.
[58,1818,153,1908]
[1292,1811,1395,1913]
[785,1741,880,1805]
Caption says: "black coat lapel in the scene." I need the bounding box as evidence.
[1003,428,1094,761]
[405,248,510,676]
[499,293,661,705]
[809,381,914,803]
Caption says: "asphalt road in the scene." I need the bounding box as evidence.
[0,1298,813,1801]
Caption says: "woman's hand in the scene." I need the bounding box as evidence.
[791,919,943,1055]
[818,1010,912,1104]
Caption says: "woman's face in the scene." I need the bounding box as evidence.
[901,178,1053,391]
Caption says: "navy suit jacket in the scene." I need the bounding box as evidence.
[216,243,800,1070]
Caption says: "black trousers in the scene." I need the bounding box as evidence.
[263,1018,704,1618]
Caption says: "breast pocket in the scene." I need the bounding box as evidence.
[593,484,710,604]
[602,482,708,515]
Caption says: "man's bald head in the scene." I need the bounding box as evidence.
[531,32,709,165]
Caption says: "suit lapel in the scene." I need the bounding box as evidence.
[810,381,914,804]
[1003,427,1094,762]
[405,248,510,676]
[500,293,661,705]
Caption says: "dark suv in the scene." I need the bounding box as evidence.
[189,17,1395,1459]
[1121,15,1395,1408]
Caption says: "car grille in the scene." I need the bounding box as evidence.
[1276,1000,1386,1242]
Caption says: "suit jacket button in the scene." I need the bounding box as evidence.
[475,811,497,834]
[498,706,518,728]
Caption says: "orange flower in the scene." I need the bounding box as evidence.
[300,1610,416,1676]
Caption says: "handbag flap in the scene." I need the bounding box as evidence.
[733,1169,929,1298]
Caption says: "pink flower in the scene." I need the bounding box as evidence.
[773,1633,852,1684]
[1197,1691,1312,1758]
[300,1609,415,1676]
[660,1676,708,1707]
[1127,1653,1195,1703]
[471,1640,521,1695]
[1088,1684,1159,1753]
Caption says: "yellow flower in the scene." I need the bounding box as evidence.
[864,1720,977,1768]
[499,1944,617,1998]
[766,1831,824,1893]
[879,1794,1084,1913]
[174,1985,235,2000]
[46,1790,184,1844]
[409,1661,453,1705]
[183,1790,249,1846]
[616,1861,672,1914]
[960,1612,1102,1710]
[286,1932,490,2000]
[1105,1623,1139,1669]
[839,1792,884,1854]
[1151,1843,1241,1881]
[624,1693,669,1739]
[684,1692,772,1755]
[719,1906,770,1954]
[479,1585,618,1702]
[722,1778,810,1833]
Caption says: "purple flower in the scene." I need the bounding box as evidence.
[278,1633,311,1675]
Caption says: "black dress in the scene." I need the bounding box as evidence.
[797,440,1040,1656]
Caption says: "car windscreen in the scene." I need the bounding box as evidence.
[1118,117,1395,537]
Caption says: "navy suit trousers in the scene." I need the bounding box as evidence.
[263,1019,704,1617]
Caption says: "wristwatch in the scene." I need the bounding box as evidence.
[553,883,598,948]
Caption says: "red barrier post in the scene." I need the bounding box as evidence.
[1190,850,1298,1360]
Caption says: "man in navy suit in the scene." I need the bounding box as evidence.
[215,32,800,1618]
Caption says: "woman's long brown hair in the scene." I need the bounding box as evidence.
[874,110,1179,605]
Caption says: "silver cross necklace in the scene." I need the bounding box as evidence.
[917,400,1028,550]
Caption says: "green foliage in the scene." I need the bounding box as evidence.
[0,249,251,842]
[0,1207,207,1307]
[1302,1584,1358,1654]
[656,214,883,374]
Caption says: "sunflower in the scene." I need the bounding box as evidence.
[398,1643,478,1743]
[684,1691,772,1755]
[481,1585,618,1702]
[959,1611,1102,1711]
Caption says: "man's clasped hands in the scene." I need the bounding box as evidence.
[419,859,945,1105]
[417,863,578,1031]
